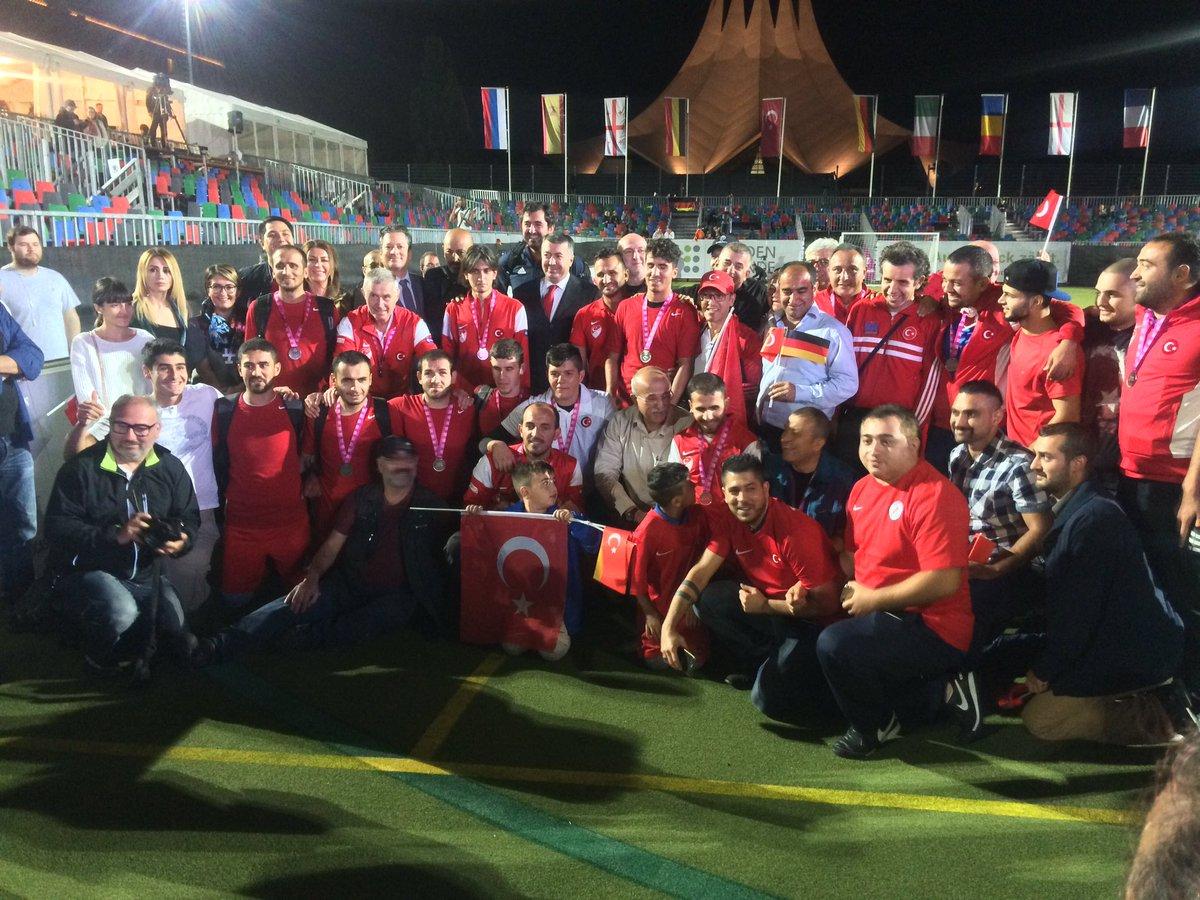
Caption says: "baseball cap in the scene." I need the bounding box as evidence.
[697,270,736,295]
[706,241,726,257]
[1003,259,1069,301]
[377,435,419,459]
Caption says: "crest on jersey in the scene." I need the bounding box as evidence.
[1164,340,1179,354]
[901,325,918,341]
[581,415,593,428]
[590,323,602,339]
[982,330,996,341]
[865,322,879,335]
[888,501,904,521]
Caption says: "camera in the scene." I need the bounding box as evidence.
[140,516,184,553]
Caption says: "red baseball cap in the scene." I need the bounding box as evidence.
[698,270,735,295]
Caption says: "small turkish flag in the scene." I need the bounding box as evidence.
[1029,190,1063,231]
[760,326,785,360]
[593,526,634,594]
[460,514,567,653]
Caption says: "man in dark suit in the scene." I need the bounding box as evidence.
[514,233,598,394]
[498,204,588,295]
[380,224,438,341]
[423,227,473,345]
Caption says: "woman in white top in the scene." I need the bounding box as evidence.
[69,278,154,430]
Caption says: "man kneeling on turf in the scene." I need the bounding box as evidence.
[660,454,843,721]
[194,436,452,662]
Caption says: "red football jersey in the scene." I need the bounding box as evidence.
[844,460,973,651]
[847,297,942,425]
[441,290,529,391]
[218,395,305,525]
[335,306,436,398]
[631,505,711,662]
[302,401,388,538]
[612,293,702,394]
[570,298,621,389]
[1119,294,1200,482]
[464,443,582,509]
[667,419,759,501]
[387,395,478,502]
[476,387,528,435]
[1004,326,1083,449]
[814,287,876,324]
[245,292,335,395]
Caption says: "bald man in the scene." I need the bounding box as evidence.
[421,227,474,343]
[618,232,649,298]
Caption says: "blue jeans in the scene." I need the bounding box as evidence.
[61,570,187,666]
[0,437,36,594]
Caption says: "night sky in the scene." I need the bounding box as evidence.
[5,0,1200,173]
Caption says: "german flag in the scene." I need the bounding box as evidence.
[664,98,687,157]
[854,95,876,153]
[779,332,831,364]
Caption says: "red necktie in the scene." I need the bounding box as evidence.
[543,284,557,319]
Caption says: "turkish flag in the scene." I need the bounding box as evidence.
[593,526,634,594]
[460,513,567,653]
[1029,190,1063,231]
[760,326,786,360]
[760,99,784,158]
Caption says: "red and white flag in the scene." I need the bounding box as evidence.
[1029,189,1064,231]
[760,98,785,158]
[1123,89,1153,149]
[604,97,627,157]
[1048,92,1077,156]
[593,526,634,594]
[460,514,567,653]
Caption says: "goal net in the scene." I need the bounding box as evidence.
[837,232,941,286]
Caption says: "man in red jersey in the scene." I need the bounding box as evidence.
[608,238,699,405]
[999,259,1083,449]
[660,453,843,721]
[814,244,877,323]
[245,245,338,396]
[926,245,1085,472]
[572,246,626,390]
[815,404,972,759]
[694,269,762,427]
[212,338,309,607]
[1119,232,1200,696]
[334,267,436,398]
[469,401,582,511]
[474,338,528,434]
[836,241,943,466]
[441,245,529,392]
[388,350,477,504]
[302,351,391,542]
[668,372,760,505]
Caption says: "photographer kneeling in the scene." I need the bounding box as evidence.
[46,394,200,676]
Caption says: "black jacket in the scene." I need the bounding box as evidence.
[422,265,465,345]
[734,277,770,331]
[514,274,599,393]
[45,442,200,584]
[235,260,273,313]
[497,242,588,295]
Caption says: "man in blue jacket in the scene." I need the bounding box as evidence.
[0,298,44,596]
[950,422,1192,745]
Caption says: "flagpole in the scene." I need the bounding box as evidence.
[562,94,569,201]
[505,86,512,194]
[1139,87,1157,203]
[410,507,605,532]
[1065,92,1079,203]
[996,93,1009,199]
[867,96,877,199]
[623,96,629,205]
[775,98,786,200]
[1041,199,1062,254]
[684,98,691,197]
[931,94,944,200]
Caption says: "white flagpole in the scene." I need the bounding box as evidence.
[505,87,512,194]
[931,94,944,200]
[775,98,786,199]
[867,96,877,199]
[410,507,605,532]
[1065,92,1079,202]
[1139,87,1157,203]
[684,98,691,197]
[562,94,569,201]
[1041,197,1062,254]
[623,97,629,205]
[996,94,1009,199]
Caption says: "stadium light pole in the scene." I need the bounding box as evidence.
[183,0,194,84]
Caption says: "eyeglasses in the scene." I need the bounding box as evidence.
[100,299,134,308]
[208,283,237,293]
[111,420,157,437]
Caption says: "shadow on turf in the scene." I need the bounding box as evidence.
[241,861,520,899]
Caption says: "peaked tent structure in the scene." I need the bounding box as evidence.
[574,0,909,178]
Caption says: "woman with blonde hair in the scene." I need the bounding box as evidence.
[130,247,189,345]
[304,239,349,309]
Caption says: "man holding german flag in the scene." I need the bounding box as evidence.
[756,261,858,451]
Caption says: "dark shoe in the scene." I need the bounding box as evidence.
[84,655,133,679]
[724,672,754,691]
[832,715,901,760]
[189,637,219,669]
[947,671,985,742]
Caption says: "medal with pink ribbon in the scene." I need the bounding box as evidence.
[273,291,311,361]
[555,399,582,454]
[640,293,673,364]
[333,399,371,477]
[423,401,454,472]
[470,291,493,361]
[696,417,731,506]
[1127,311,1167,387]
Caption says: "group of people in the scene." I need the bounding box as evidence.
[1,205,1198,761]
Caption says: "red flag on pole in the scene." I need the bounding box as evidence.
[1029,189,1064,231]
[593,526,634,594]
[460,514,567,653]
[760,98,784,158]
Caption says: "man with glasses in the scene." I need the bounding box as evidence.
[45,394,200,677]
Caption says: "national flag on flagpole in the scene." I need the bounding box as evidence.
[480,87,509,150]
[980,94,1006,156]
[1029,189,1064,231]
[760,98,785,158]
[460,514,568,653]
[541,93,565,155]
[853,95,876,153]
[911,95,941,156]
[593,526,634,594]
[603,97,627,157]
[1049,92,1077,155]
[664,98,687,157]
[1123,89,1152,149]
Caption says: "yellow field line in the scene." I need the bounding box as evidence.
[409,652,507,760]
[0,735,1141,827]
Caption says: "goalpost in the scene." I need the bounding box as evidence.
[837,231,941,285]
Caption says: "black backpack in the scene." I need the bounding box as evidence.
[252,293,338,369]
[212,396,306,510]
[310,398,392,475]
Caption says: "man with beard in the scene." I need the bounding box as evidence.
[763,407,856,543]
[0,226,82,362]
[999,259,1083,449]
[814,244,877,323]
[1081,259,1137,488]
[715,241,769,330]
[498,203,587,294]
[236,217,292,310]
[572,246,626,390]
[422,227,473,341]
[213,339,308,607]
[669,373,760,506]
[514,233,599,394]
[469,401,583,511]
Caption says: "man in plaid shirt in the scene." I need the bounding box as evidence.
[948,380,1053,658]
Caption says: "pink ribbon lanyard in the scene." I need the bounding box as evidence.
[641,292,674,355]
[333,399,371,469]
[375,312,398,359]
[469,291,493,346]
[697,418,731,492]
[1128,311,1167,385]
[422,401,454,461]
[555,399,582,453]
[273,291,311,356]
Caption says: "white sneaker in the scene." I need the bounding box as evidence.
[538,626,571,661]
